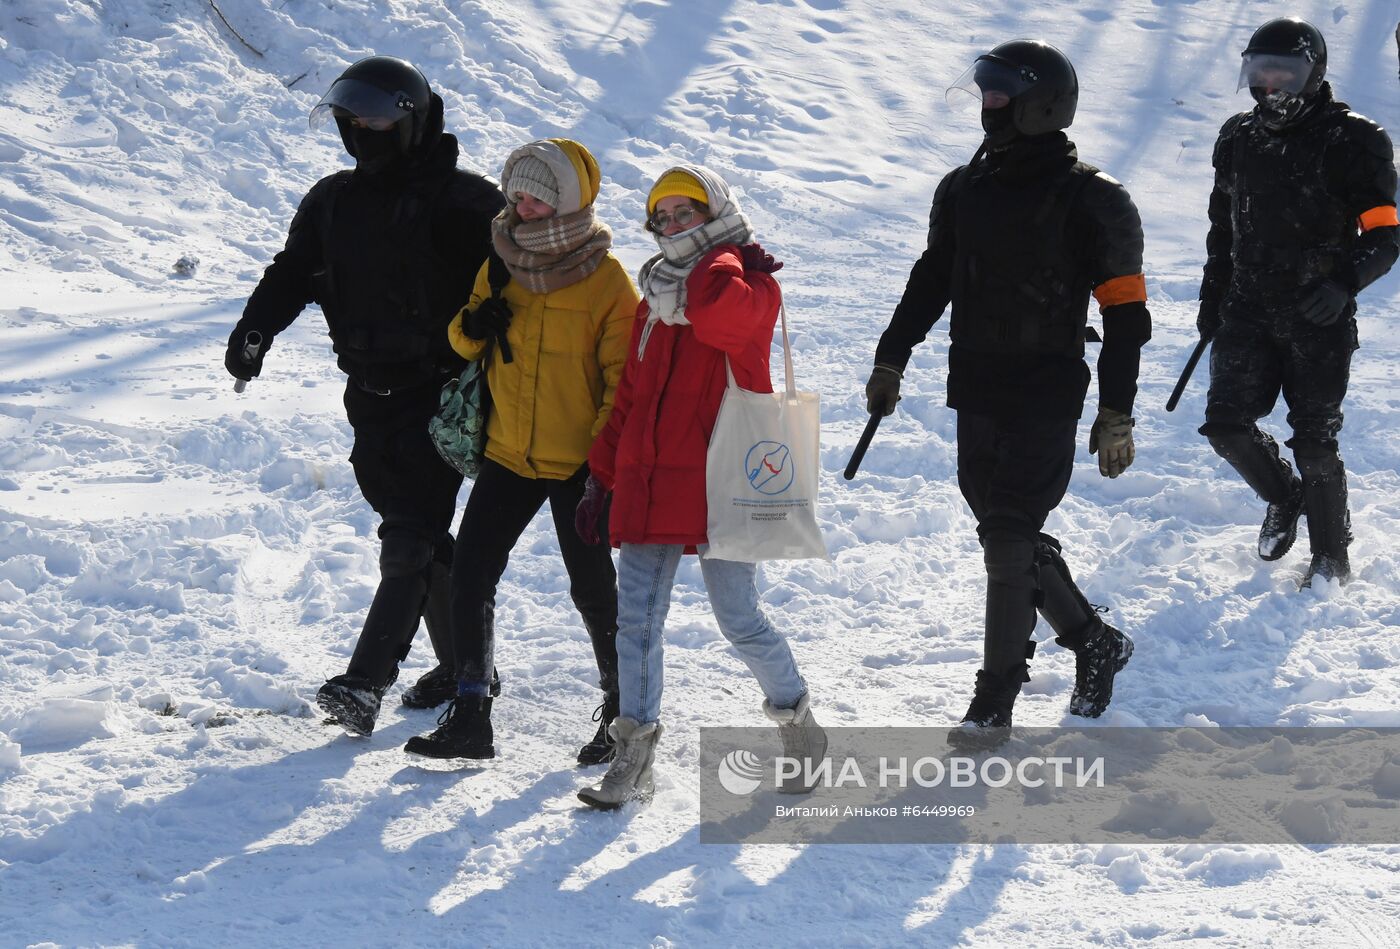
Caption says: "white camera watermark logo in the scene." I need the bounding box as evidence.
[717,749,764,795]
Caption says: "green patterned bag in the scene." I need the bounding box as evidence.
[429,349,492,477]
[429,253,510,478]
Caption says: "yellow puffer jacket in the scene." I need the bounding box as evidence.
[448,254,638,480]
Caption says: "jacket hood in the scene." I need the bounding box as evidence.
[499,138,600,214]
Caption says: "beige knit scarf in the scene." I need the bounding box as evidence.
[491,206,612,294]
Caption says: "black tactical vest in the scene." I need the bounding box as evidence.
[948,160,1096,359]
[314,170,473,390]
[1225,109,1351,286]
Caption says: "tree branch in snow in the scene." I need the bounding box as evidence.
[208,0,265,58]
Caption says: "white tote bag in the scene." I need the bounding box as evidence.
[704,303,828,562]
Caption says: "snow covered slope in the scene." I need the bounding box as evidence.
[2,0,1399,945]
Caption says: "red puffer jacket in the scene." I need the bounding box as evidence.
[588,245,779,548]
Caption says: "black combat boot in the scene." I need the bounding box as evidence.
[317,673,388,737]
[947,663,1029,752]
[403,666,500,710]
[1036,537,1133,718]
[1259,476,1306,561]
[1300,474,1352,588]
[400,665,456,709]
[1203,425,1302,560]
[404,694,495,759]
[1065,624,1133,718]
[577,691,620,766]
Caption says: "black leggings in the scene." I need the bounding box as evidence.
[450,458,618,694]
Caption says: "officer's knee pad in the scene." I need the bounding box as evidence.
[1200,423,1254,463]
[380,531,434,579]
[983,534,1037,590]
[1292,440,1342,481]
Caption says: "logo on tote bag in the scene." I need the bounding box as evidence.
[745,441,794,495]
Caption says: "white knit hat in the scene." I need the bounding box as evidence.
[506,154,559,208]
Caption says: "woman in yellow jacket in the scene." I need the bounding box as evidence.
[405,139,638,764]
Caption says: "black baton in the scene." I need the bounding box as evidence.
[1166,336,1210,413]
[843,413,883,480]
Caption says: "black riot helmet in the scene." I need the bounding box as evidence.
[1240,18,1327,96]
[1238,19,1327,130]
[309,56,432,160]
[947,40,1078,146]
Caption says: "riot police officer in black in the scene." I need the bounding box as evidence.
[1197,19,1398,588]
[223,56,506,734]
[867,40,1151,748]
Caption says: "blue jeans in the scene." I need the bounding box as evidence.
[615,543,808,724]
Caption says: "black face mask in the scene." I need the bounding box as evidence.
[350,127,402,172]
[981,106,1019,147]
[1251,87,1310,131]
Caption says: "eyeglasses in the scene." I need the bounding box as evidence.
[349,115,400,131]
[646,205,706,233]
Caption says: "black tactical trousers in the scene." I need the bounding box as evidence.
[1202,309,1358,562]
[956,412,1104,676]
[342,378,463,687]
[450,457,618,695]
[1202,311,1356,461]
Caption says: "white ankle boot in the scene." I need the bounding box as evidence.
[577,716,662,810]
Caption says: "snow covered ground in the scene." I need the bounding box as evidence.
[2,0,1399,944]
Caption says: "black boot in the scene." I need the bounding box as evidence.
[1258,477,1306,561]
[947,663,1029,752]
[1300,481,1351,587]
[1298,449,1352,588]
[1035,537,1131,717]
[404,694,495,759]
[400,664,456,709]
[1066,625,1133,718]
[316,674,385,737]
[577,691,620,766]
[1204,425,1301,559]
[404,665,501,710]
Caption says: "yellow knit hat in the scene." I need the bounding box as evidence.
[647,169,709,214]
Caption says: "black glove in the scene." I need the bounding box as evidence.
[1299,280,1349,326]
[865,364,902,417]
[739,242,784,274]
[1196,299,1221,339]
[466,297,512,341]
[224,328,265,381]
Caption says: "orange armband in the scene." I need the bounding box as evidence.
[1358,206,1399,232]
[1093,273,1147,309]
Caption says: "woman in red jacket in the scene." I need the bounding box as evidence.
[574,165,825,809]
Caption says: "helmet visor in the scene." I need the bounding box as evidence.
[1237,51,1312,95]
[308,77,417,131]
[946,55,1041,111]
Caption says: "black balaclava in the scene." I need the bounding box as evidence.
[981,106,1018,148]
[349,126,402,173]
[1251,87,1317,132]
